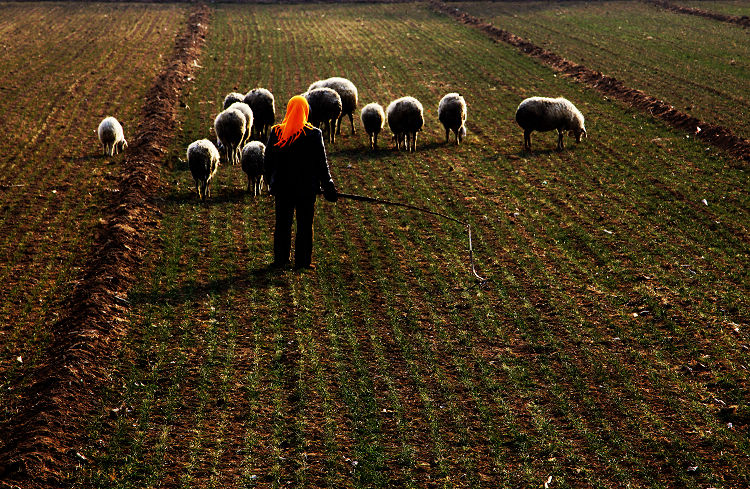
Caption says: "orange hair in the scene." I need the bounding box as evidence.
[274,95,314,147]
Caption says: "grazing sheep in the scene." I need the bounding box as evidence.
[241,141,266,196]
[223,92,245,110]
[97,116,128,156]
[515,96,587,151]
[386,96,424,152]
[243,88,275,142]
[214,108,246,166]
[227,101,254,147]
[438,93,467,145]
[308,77,358,135]
[360,103,385,150]
[304,88,342,144]
[187,139,220,202]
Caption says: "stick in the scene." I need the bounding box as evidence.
[335,192,486,282]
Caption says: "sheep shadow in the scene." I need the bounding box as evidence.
[164,187,271,206]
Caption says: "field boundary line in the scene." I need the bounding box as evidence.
[0,4,211,486]
[644,0,750,27]
[430,0,750,164]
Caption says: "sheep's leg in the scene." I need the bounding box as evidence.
[349,112,355,134]
[445,127,450,143]
[373,133,378,149]
[247,175,252,194]
[524,130,532,151]
[557,129,564,151]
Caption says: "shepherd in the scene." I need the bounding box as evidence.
[264,95,338,270]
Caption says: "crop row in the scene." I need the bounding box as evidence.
[67,3,749,489]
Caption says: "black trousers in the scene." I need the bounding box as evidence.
[274,193,317,267]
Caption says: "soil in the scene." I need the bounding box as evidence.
[0,5,211,487]
[431,0,750,164]
[647,0,750,27]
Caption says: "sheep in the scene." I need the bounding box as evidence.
[187,139,220,202]
[241,141,266,196]
[227,101,254,147]
[214,108,246,166]
[223,92,245,110]
[438,93,467,145]
[386,96,424,152]
[97,116,128,156]
[243,88,275,142]
[308,77,358,136]
[304,88,342,144]
[515,96,587,151]
[360,103,385,150]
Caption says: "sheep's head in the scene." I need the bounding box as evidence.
[458,125,467,143]
[116,139,128,153]
[569,126,586,143]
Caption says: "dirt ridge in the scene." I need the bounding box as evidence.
[0,5,211,486]
[646,0,750,27]
[431,0,750,163]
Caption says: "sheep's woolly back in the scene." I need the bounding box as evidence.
[360,103,385,133]
[228,102,254,131]
[305,88,343,123]
[187,139,220,181]
[386,96,424,133]
[438,93,467,130]
[243,88,275,126]
[98,116,124,144]
[516,96,585,133]
[214,108,247,145]
[241,141,266,175]
[223,92,245,110]
[308,77,358,115]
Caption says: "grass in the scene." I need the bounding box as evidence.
[449,0,750,139]
[1,2,747,488]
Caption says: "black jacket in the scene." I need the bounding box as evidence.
[263,126,335,198]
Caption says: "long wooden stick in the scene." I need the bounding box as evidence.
[335,192,486,282]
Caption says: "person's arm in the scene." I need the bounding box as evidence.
[312,129,337,202]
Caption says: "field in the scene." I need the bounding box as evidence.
[675,0,750,16]
[1,2,749,489]
[450,0,750,140]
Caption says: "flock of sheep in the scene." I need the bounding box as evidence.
[97,76,587,202]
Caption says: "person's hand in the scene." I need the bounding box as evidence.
[323,183,338,202]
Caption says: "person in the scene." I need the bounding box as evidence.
[263,95,338,270]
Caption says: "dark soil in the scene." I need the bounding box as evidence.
[0,5,211,487]
[431,0,750,164]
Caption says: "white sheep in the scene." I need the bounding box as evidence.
[305,88,342,144]
[243,88,275,142]
[97,116,128,156]
[241,141,266,196]
[308,77,358,136]
[515,96,587,151]
[386,96,424,152]
[227,101,254,147]
[438,93,467,145]
[214,108,246,166]
[360,103,385,150]
[187,139,220,202]
[223,92,245,110]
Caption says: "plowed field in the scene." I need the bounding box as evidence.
[450,0,750,140]
[1,2,748,489]
[0,0,187,429]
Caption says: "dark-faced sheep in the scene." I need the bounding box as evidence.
[515,96,586,151]
[438,93,467,145]
[243,88,275,142]
[223,92,245,110]
[97,116,128,156]
[227,101,254,147]
[305,88,342,144]
[386,96,424,152]
[308,77,358,136]
[187,139,220,202]
[214,108,246,166]
[360,103,385,150]
[241,141,266,196]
